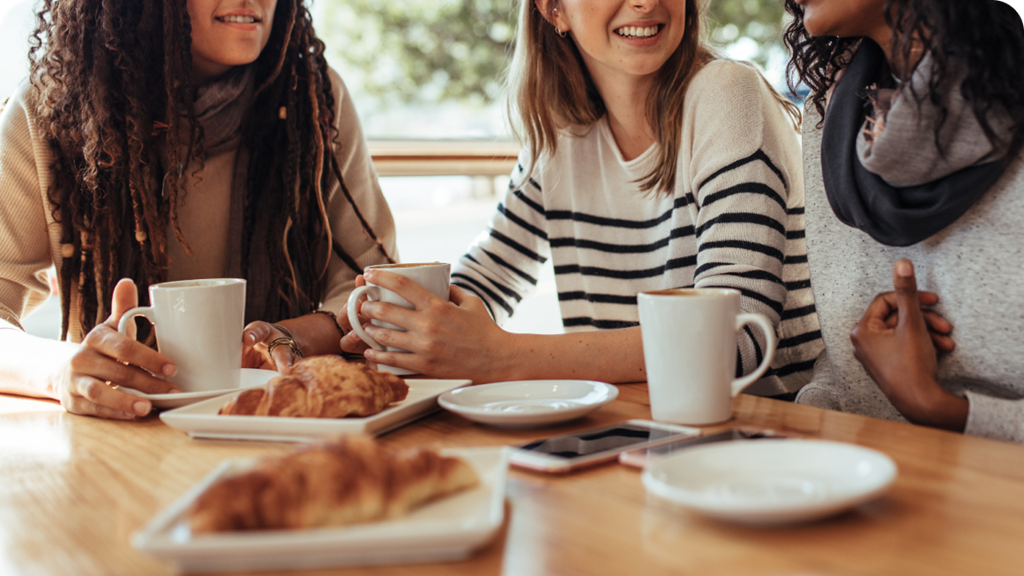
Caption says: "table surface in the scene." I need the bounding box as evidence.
[2,384,1024,576]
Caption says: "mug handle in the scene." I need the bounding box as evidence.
[117,306,155,338]
[346,285,386,351]
[729,313,779,397]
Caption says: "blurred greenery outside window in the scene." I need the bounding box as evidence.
[311,0,794,141]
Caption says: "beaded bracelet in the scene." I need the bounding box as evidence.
[312,309,347,338]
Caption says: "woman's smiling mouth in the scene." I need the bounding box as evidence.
[614,25,662,39]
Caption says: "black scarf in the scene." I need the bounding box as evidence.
[820,39,1007,247]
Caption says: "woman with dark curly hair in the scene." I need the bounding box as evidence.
[0,0,397,419]
[785,0,1024,441]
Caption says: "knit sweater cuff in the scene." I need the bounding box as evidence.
[963,390,1024,443]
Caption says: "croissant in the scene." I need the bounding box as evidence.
[189,435,480,533]
[219,355,409,418]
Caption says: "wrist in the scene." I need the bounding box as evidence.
[895,375,968,432]
[493,331,531,382]
[920,387,969,432]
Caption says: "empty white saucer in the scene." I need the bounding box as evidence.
[642,439,897,526]
[438,380,618,427]
[121,368,278,409]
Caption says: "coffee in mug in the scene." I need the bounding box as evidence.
[117,278,246,393]
[347,262,451,375]
[638,288,777,425]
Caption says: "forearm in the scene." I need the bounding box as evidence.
[897,378,968,433]
[499,327,646,384]
[0,328,77,399]
[276,313,344,358]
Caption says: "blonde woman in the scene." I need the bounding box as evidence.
[343,0,821,393]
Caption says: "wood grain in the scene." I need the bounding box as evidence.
[2,385,1024,576]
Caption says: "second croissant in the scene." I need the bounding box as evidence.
[219,356,409,418]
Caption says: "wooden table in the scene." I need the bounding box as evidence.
[2,384,1024,576]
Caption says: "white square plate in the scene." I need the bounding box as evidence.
[131,447,508,573]
[160,379,472,442]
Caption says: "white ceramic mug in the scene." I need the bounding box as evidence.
[638,288,778,425]
[117,279,245,392]
[347,262,451,375]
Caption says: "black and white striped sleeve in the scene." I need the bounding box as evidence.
[451,155,551,324]
[693,150,789,377]
[686,63,798,378]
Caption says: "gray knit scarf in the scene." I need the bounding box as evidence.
[821,40,1012,246]
[192,66,278,323]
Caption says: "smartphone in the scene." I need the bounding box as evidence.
[618,426,801,469]
[509,419,701,473]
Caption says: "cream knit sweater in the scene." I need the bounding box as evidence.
[0,68,397,342]
[453,60,823,395]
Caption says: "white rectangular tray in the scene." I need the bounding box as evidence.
[160,379,471,442]
[131,447,508,573]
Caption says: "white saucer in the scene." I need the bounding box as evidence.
[437,380,618,427]
[642,439,897,526]
[122,368,279,409]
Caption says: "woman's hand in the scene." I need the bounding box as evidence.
[350,269,513,382]
[242,322,301,375]
[340,274,372,355]
[54,279,179,419]
[850,259,967,431]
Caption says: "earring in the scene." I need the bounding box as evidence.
[557,28,567,38]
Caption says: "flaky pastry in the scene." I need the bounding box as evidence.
[219,355,409,418]
[189,435,480,532]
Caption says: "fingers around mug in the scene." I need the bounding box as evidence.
[340,328,371,354]
[363,270,439,310]
[70,375,152,418]
[363,324,414,353]
[363,347,419,375]
[360,301,417,333]
[83,325,178,380]
[72,352,178,395]
[347,285,385,351]
[730,313,778,396]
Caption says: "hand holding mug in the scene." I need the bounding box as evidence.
[346,263,451,375]
[117,278,245,393]
[55,279,179,420]
[345,264,506,380]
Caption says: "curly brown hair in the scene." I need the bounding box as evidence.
[29,0,392,340]
[784,0,1024,157]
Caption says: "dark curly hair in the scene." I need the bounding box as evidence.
[784,0,1024,157]
[29,0,392,340]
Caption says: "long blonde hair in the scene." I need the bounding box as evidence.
[507,0,800,194]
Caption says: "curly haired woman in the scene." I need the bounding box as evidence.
[0,0,397,419]
[786,0,1024,441]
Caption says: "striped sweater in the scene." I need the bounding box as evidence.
[453,60,823,395]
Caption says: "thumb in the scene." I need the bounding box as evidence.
[107,278,140,325]
[893,259,923,328]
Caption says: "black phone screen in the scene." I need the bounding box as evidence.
[517,423,682,460]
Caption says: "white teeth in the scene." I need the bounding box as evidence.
[219,15,257,23]
[616,25,658,38]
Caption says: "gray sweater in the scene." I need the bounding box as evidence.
[797,105,1024,443]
